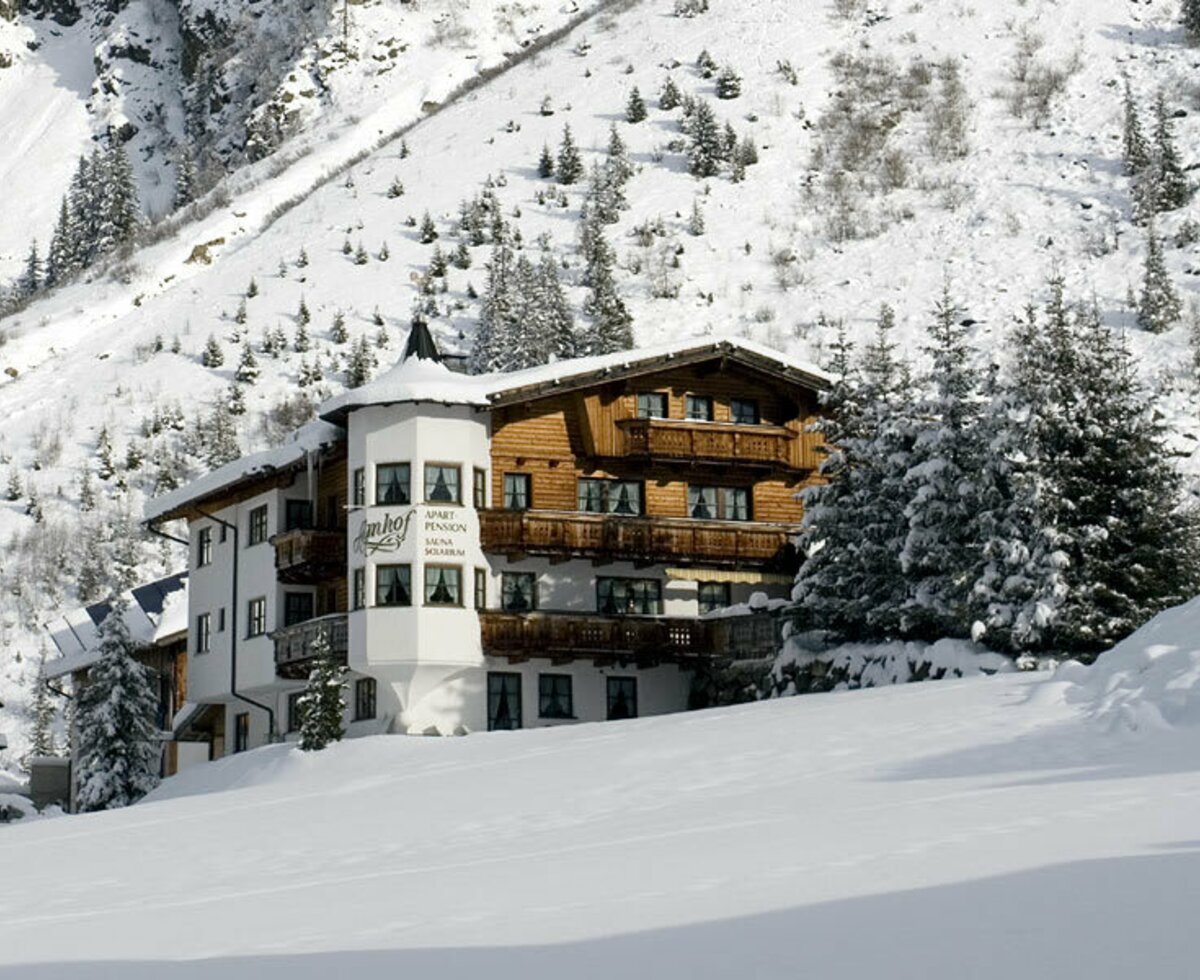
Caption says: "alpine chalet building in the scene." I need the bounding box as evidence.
[146,330,831,755]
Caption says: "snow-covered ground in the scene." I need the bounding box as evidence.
[2,602,1200,977]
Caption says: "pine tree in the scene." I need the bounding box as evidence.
[537,142,555,178]
[354,242,369,265]
[606,123,634,187]
[659,75,682,110]
[1121,78,1149,177]
[419,211,438,244]
[626,85,648,122]
[715,64,742,99]
[226,380,246,415]
[205,401,241,468]
[900,289,989,640]
[77,529,109,602]
[1149,91,1189,212]
[234,298,247,325]
[294,320,311,352]
[298,628,346,751]
[102,141,141,247]
[4,467,20,501]
[792,309,916,640]
[235,341,260,384]
[201,334,224,368]
[470,239,518,374]
[46,196,77,285]
[581,230,634,355]
[696,48,718,79]
[1136,221,1182,332]
[296,247,309,268]
[174,147,197,210]
[97,426,117,481]
[78,466,96,511]
[537,249,577,361]
[20,239,41,296]
[247,278,259,298]
[556,125,584,185]
[331,310,348,343]
[297,295,311,325]
[75,598,161,811]
[687,99,725,177]
[26,652,58,764]
[688,198,706,235]
[346,335,376,387]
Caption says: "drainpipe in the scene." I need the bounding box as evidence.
[190,507,278,743]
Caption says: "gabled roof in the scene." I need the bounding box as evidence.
[319,336,831,423]
[45,572,188,680]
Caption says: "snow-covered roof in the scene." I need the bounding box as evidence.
[320,336,831,423]
[144,419,343,523]
[44,572,188,680]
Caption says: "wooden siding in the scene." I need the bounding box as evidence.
[490,358,826,530]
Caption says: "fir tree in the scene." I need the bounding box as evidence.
[387,176,405,198]
[78,466,96,511]
[298,628,346,751]
[715,64,742,99]
[294,320,312,353]
[687,99,725,177]
[20,239,41,296]
[354,242,369,265]
[174,147,197,210]
[226,380,246,415]
[581,230,634,355]
[659,75,682,110]
[538,142,555,178]
[26,652,58,764]
[247,277,259,298]
[1121,78,1149,177]
[556,124,584,185]
[1149,91,1189,212]
[296,247,309,268]
[297,295,311,326]
[96,426,117,481]
[205,401,241,468]
[235,341,260,384]
[419,211,438,244]
[430,244,449,278]
[4,468,20,501]
[696,48,718,79]
[606,123,634,186]
[470,239,518,374]
[452,241,472,270]
[626,85,648,122]
[688,198,706,235]
[345,335,375,387]
[46,196,77,285]
[234,298,247,324]
[1136,221,1182,332]
[201,334,224,368]
[101,141,141,247]
[75,598,161,811]
[78,529,109,602]
[331,310,349,343]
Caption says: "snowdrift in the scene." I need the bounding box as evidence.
[1057,595,1200,732]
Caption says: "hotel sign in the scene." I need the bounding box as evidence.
[353,507,472,559]
[353,510,414,555]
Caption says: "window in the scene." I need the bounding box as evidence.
[219,524,228,544]
[607,677,638,720]
[699,581,732,614]
[425,464,462,504]
[538,674,574,719]
[285,499,313,531]
[487,672,522,730]
[247,597,267,637]
[248,504,269,546]
[195,613,211,654]
[287,692,303,734]
[284,592,313,627]
[352,568,366,610]
[688,486,751,521]
[425,565,462,606]
[685,395,713,421]
[503,473,531,510]
[501,572,537,612]
[473,467,487,509]
[234,712,250,753]
[376,463,411,506]
[597,577,662,616]
[217,608,226,633]
[731,398,759,425]
[637,392,668,419]
[376,565,412,607]
[352,467,366,506]
[474,568,487,611]
[196,526,212,568]
[578,478,642,516]
[354,678,377,721]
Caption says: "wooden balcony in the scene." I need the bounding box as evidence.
[480,510,799,571]
[272,528,346,585]
[273,614,349,680]
[615,418,797,468]
[481,610,783,663]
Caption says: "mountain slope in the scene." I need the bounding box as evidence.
[3,0,1200,760]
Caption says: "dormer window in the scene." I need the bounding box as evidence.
[685,395,714,421]
[731,398,759,425]
[425,464,462,504]
[376,463,411,506]
[636,393,668,419]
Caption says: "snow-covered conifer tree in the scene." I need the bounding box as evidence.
[1136,221,1181,333]
[75,598,161,811]
[1149,91,1189,212]
[26,652,58,765]
[201,334,224,368]
[235,341,260,384]
[687,99,725,177]
[626,85,647,122]
[556,124,584,185]
[660,75,682,110]
[581,229,633,356]
[298,629,346,751]
[1121,78,1149,177]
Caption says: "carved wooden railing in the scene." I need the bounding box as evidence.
[272,614,349,679]
[271,528,346,585]
[615,418,797,467]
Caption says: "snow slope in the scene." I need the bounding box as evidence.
[4,0,1200,760]
[1,667,1199,977]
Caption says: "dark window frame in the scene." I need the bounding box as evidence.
[352,467,366,507]
[424,463,463,505]
[474,567,487,611]
[234,712,250,753]
[283,591,314,628]
[606,677,638,720]
[685,395,714,422]
[487,671,522,731]
[424,564,463,607]
[352,568,366,611]
[354,677,378,721]
[247,596,267,637]
[247,504,269,546]
[375,564,412,607]
[375,462,412,506]
[577,478,643,516]
[687,485,752,522]
[473,467,487,509]
[503,472,532,510]
[730,398,760,425]
[596,577,663,616]
[636,392,668,419]
[698,581,732,615]
[197,526,213,568]
[538,674,574,720]
[501,572,538,612]
[284,499,314,532]
[195,613,211,654]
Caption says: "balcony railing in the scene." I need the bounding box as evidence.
[480,510,799,571]
[272,613,349,680]
[480,610,783,662]
[615,418,797,468]
[272,528,346,585]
